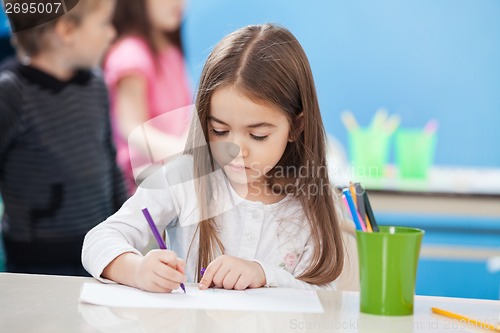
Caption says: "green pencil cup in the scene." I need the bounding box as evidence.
[349,129,391,179]
[356,226,424,316]
[395,129,437,179]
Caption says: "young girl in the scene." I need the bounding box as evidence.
[104,0,192,192]
[83,24,359,291]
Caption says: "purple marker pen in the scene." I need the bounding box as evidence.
[142,208,186,293]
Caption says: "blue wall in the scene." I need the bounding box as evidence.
[0,5,14,62]
[183,0,500,168]
[0,4,9,36]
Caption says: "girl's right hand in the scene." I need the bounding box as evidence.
[135,249,186,293]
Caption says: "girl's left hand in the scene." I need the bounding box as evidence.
[198,255,266,290]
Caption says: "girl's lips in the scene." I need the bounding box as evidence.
[227,163,248,171]
[229,163,245,168]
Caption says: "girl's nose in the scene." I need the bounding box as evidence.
[226,142,240,159]
[229,136,249,159]
[239,145,249,158]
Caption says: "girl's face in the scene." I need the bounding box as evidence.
[146,0,184,32]
[208,86,292,189]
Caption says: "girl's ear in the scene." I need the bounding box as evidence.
[288,112,305,142]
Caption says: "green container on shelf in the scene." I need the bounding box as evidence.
[349,129,391,179]
[395,129,437,179]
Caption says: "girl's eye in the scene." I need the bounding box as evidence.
[211,129,228,136]
[250,134,268,141]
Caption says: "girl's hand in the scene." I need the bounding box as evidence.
[135,249,186,293]
[198,255,266,290]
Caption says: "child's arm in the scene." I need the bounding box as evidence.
[105,38,189,165]
[198,231,358,291]
[114,75,188,159]
[102,250,186,293]
[198,253,337,291]
[202,203,359,291]
[252,229,358,291]
[199,255,266,290]
[82,156,194,292]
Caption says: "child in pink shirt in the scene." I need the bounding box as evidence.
[104,0,192,192]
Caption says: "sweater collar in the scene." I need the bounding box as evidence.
[13,60,92,93]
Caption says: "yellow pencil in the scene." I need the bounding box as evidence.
[431,307,500,332]
[349,182,357,207]
[365,215,373,232]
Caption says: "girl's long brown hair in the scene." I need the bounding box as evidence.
[187,24,344,285]
[110,0,183,56]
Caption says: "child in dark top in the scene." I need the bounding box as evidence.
[0,0,127,276]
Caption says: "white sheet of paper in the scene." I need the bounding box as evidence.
[80,283,324,313]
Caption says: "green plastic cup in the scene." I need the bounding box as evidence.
[356,226,424,316]
[395,129,437,179]
[349,129,391,179]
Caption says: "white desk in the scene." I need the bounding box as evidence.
[1,273,499,332]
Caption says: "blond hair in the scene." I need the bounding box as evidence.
[186,24,345,285]
[9,0,103,57]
